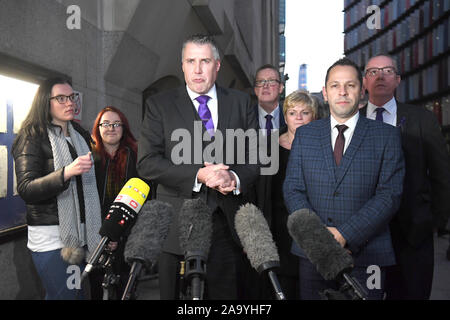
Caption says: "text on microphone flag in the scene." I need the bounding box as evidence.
[117,178,150,206]
[114,194,143,213]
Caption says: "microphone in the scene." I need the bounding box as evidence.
[81,178,150,281]
[287,208,368,300]
[121,200,174,300]
[235,203,286,300]
[178,198,212,300]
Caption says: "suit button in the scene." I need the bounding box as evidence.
[333,192,339,197]
[327,218,333,223]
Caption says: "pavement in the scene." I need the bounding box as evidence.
[134,233,450,300]
[430,232,450,300]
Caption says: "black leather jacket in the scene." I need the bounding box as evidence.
[12,122,93,226]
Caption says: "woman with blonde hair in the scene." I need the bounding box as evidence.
[279,90,319,149]
[271,90,318,299]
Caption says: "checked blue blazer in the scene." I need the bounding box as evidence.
[283,114,405,267]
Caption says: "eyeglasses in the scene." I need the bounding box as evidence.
[254,79,281,87]
[50,93,80,104]
[365,67,397,77]
[99,123,123,129]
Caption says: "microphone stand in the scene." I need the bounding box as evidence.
[179,261,187,300]
[184,251,206,300]
[82,236,109,281]
[122,261,143,300]
[267,270,286,300]
[319,273,368,300]
[257,261,286,300]
[341,273,367,300]
[101,251,120,300]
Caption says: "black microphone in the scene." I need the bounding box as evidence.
[235,203,286,300]
[81,178,150,281]
[178,198,212,300]
[287,208,368,300]
[121,200,174,300]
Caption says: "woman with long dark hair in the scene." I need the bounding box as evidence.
[12,78,102,300]
[90,106,138,299]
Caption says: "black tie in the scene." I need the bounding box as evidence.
[334,125,348,166]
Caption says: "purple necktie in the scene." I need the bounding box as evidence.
[196,95,214,137]
[334,124,348,166]
[375,107,385,122]
[265,114,273,153]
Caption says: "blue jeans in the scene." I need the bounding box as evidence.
[31,249,86,300]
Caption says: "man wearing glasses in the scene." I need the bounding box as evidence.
[241,66,286,299]
[254,64,286,141]
[253,64,286,226]
[360,54,450,300]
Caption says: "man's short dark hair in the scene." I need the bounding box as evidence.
[255,64,282,85]
[325,58,362,87]
[364,54,399,74]
[182,34,220,61]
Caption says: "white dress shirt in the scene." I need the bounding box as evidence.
[187,85,241,194]
[331,111,359,155]
[366,97,397,127]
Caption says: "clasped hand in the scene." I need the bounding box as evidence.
[327,226,352,254]
[197,162,236,195]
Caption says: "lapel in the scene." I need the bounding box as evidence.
[334,115,368,187]
[279,108,287,130]
[396,102,408,128]
[360,105,368,117]
[254,105,260,129]
[174,86,200,128]
[320,117,337,184]
[216,85,232,132]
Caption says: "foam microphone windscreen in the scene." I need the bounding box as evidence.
[178,198,212,256]
[235,203,279,272]
[124,200,174,269]
[287,208,354,280]
[100,178,150,241]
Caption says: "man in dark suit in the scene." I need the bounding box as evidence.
[253,64,286,224]
[283,58,405,300]
[137,35,259,299]
[361,54,450,300]
[254,64,286,134]
[238,64,287,300]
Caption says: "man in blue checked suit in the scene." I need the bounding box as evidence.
[283,58,405,300]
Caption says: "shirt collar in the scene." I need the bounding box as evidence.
[330,111,359,131]
[367,97,397,116]
[186,84,217,102]
[258,104,280,118]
